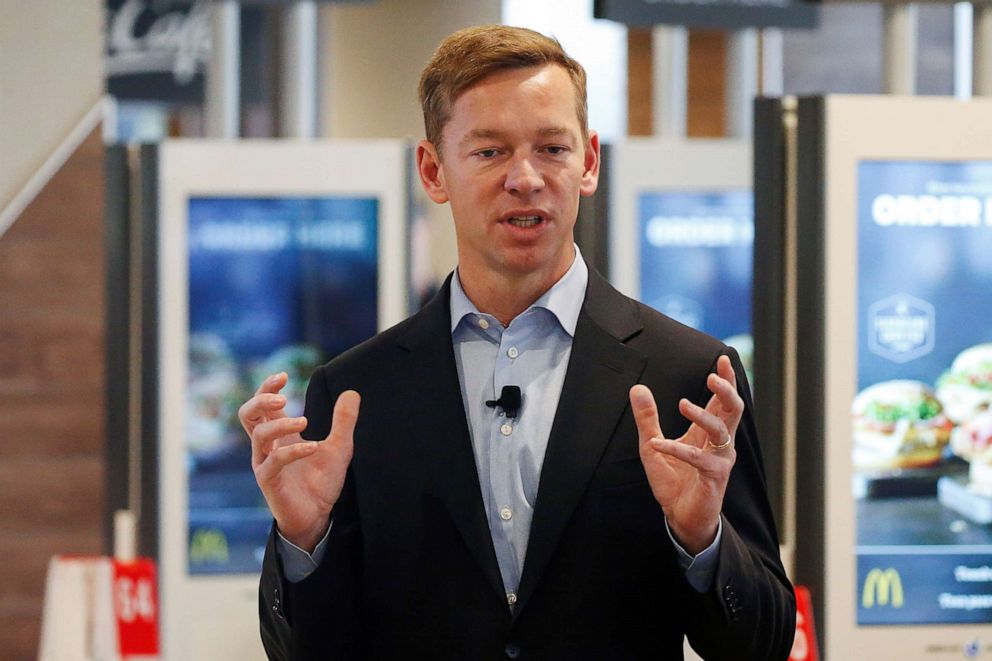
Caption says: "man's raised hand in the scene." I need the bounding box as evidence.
[629,355,742,555]
[239,372,360,552]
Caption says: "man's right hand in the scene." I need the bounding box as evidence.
[239,372,360,552]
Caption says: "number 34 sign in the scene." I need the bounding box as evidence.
[113,558,160,656]
[39,555,160,660]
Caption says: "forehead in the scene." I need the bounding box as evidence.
[445,64,580,134]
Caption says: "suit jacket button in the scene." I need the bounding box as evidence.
[505,643,521,658]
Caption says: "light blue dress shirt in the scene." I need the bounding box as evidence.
[277,247,720,596]
[448,249,584,605]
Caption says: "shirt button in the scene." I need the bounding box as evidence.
[500,423,512,436]
[507,346,519,358]
[506,591,517,605]
[478,318,489,330]
[499,507,513,521]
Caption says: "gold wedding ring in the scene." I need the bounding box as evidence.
[708,433,733,451]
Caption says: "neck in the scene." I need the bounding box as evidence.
[458,247,575,326]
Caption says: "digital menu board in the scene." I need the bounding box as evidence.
[638,190,754,378]
[185,196,379,575]
[785,95,992,660]
[608,140,753,390]
[153,140,409,660]
[855,160,992,626]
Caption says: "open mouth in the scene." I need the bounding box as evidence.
[506,215,543,228]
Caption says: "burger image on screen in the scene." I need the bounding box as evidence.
[852,380,953,471]
[948,409,992,497]
[936,343,992,425]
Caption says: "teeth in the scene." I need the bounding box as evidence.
[508,216,541,228]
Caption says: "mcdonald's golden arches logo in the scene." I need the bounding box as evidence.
[189,528,230,565]
[862,568,904,608]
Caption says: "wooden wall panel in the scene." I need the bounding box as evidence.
[0,127,105,661]
[687,29,728,138]
[625,28,729,138]
[0,395,103,458]
[627,27,654,136]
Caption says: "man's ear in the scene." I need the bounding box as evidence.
[579,130,601,197]
[416,140,449,204]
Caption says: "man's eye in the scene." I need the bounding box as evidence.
[476,149,498,158]
[545,146,568,155]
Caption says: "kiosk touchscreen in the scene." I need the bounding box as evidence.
[608,139,753,380]
[156,141,408,659]
[794,96,992,659]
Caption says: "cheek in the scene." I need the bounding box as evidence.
[450,207,486,242]
[447,172,490,202]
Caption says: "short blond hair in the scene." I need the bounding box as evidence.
[418,25,588,152]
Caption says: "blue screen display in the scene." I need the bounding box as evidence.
[638,190,754,378]
[855,161,992,625]
[185,196,379,575]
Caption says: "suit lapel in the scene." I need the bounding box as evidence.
[514,271,647,618]
[392,278,506,602]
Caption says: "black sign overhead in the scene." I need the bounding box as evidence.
[106,0,210,102]
[238,0,376,3]
[594,0,819,30]
[105,0,377,103]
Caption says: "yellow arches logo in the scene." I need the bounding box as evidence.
[862,568,904,608]
[190,528,230,565]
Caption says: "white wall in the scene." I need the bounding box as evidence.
[0,0,104,214]
[503,0,628,142]
[320,0,501,140]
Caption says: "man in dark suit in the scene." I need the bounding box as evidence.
[240,25,795,660]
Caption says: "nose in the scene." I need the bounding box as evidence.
[504,154,545,195]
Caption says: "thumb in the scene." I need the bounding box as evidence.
[629,384,666,444]
[326,390,361,445]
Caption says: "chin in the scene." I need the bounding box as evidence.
[497,247,565,275]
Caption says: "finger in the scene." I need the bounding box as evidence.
[679,398,731,448]
[716,355,736,390]
[256,440,319,480]
[251,416,307,466]
[706,371,744,424]
[629,385,666,444]
[239,393,289,433]
[272,434,306,452]
[648,437,734,475]
[326,390,361,445]
[240,372,290,433]
[254,372,289,397]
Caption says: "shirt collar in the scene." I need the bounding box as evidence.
[449,245,588,337]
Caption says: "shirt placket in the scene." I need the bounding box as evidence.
[490,320,524,601]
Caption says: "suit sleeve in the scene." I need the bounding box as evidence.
[258,365,366,660]
[683,348,797,661]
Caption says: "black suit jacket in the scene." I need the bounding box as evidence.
[260,269,795,660]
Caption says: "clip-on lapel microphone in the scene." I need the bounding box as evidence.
[486,385,522,419]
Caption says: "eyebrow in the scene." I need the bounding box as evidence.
[459,126,572,148]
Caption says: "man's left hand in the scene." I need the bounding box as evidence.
[629,354,742,555]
